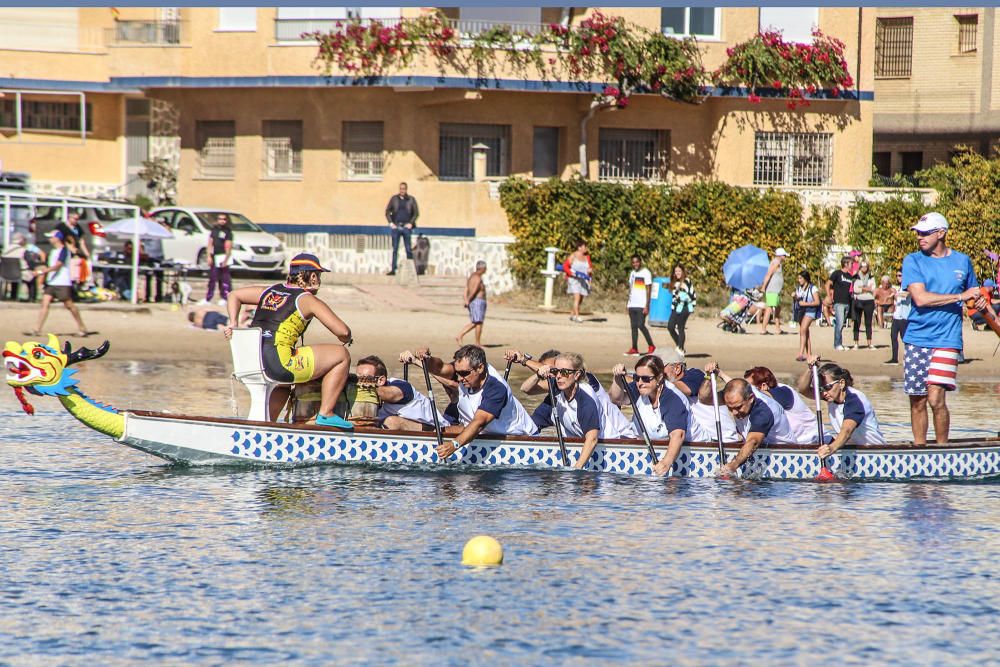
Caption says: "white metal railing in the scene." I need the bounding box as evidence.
[198,137,236,179]
[753,132,833,187]
[453,19,550,35]
[107,20,184,46]
[262,137,302,178]
[342,152,384,181]
[274,17,402,41]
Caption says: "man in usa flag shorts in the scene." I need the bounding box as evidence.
[901,212,990,444]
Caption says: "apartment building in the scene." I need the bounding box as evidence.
[0,7,874,237]
[873,7,999,179]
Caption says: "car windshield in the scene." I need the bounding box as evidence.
[195,212,262,232]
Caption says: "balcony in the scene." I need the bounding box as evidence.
[107,20,184,46]
[274,17,553,43]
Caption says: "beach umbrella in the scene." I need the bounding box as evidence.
[103,217,174,305]
[722,244,770,290]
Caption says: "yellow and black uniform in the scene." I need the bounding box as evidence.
[251,283,316,383]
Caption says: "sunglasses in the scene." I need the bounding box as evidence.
[550,368,578,377]
[454,366,482,378]
[820,380,841,392]
[915,229,941,237]
[632,373,659,383]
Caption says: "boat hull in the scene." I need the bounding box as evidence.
[119,411,1000,480]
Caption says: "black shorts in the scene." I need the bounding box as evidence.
[44,285,73,301]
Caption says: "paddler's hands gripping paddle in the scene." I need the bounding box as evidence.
[812,362,835,481]
[546,373,571,467]
[614,372,659,468]
[417,358,446,456]
[710,369,729,478]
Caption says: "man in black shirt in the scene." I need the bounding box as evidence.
[204,213,233,304]
[826,256,854,351]
[384,182,419,275]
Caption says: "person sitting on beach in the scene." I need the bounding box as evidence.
[743,366,818,445]
[506,348,636,439]
[419,344,537,459]
[610,354,688,476]
[355,355,442,432]
[531,352,633,469]
[224,253,353,429]
[188,308,229,331]
[796,357,886,458]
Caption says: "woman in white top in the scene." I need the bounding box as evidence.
[743,366,818,444]
[851,261,877,349]
[27,232,90,337]
[796,358,886,459]
[563,240,592,323]
[793,270,821,362]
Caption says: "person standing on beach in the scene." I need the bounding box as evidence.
[385,182,419,276]
[793,270,820,361]
[625,255,654,355]
[564,240,592,323]
[826,256,854,351]
[901,212,989,444]
[456,260,487,346]
[204,213,233,305]
[667,263,695,356]
[26,232,91,337]
[759,248,788,335]
[850,260,877,349]
[884,269,910,365]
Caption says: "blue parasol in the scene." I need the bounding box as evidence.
[723,245,770,290]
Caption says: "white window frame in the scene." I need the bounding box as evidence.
[342,121,385,181]
[196,120,236,180]
[0,90,90,144]
[216,7,257,32]
[598,128,670,183]
[660,7,721,40]
[753,131,833,187]
[262,120,303,180]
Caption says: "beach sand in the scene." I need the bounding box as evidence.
[3,279,998,383]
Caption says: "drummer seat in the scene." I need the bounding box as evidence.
[229,327,289,422]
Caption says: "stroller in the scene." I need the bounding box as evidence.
[718,288,763,334]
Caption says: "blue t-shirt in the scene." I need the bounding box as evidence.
[746,397,775,437]
[384,379,415,405]
[678,368,706,397]
[531,398,553,431]
[769,385,796,412]
[532,390,601,436]
[202,312,229,330]
[902,250,977,349]
[477,375,508,418]
[842,389,866,425]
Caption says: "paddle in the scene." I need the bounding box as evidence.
[614,374,659,467]
[710,370,729,477]
[812,363,835,481]
[546,374,571,466]
[503,358,514,381]
[419,360,445,454]
[403,361,409,383]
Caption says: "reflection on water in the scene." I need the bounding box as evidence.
[1,361,1000,664]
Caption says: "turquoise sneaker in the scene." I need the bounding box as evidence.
[316,414,354,430]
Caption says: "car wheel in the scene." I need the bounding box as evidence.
[196,249,209,270]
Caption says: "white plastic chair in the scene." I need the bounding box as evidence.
[229,327,289,422]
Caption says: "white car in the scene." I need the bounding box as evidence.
[151,207,286,272]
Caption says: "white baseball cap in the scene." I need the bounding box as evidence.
[775,248,789,257]
[911,212,949,233]
[659,348,685,364]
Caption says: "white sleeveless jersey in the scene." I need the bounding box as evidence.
[457,364,538,436]
[828,387,886,445]
[771,383,819,445]
[376,377,444,426]
[686,400,741,443]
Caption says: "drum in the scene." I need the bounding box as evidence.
[291,374,380,426]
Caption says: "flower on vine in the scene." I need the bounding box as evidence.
[748,93,761,103]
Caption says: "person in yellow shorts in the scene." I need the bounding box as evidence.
[224,253,354,429]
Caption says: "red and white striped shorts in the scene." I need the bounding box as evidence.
[903,345,959,395]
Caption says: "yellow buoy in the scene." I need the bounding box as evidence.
[462,535,503,566]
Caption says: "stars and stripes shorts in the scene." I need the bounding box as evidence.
[903,344,960,395]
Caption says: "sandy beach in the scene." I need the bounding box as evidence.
[3,276,998,383]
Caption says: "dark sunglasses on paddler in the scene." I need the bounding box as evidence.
[630,372,659,383]
[454,366,483,378]
[549,368,578,377]
[820,380,841,393]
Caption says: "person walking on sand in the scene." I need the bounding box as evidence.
[456,260,487,345]
[25,232,92,337]
[564,240,592,323]
[625,255,654,355]
[385,182,419,276]
[826,256,854,351]
[793,270,820,361]
[667,263,696,356]
[902,212,991,444]
[759,248,788,335]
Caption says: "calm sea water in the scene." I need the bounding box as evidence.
[2,361,999,665]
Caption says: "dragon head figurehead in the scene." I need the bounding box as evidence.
[4,335,109,414]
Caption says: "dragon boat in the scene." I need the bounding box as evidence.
[5,335,1000,481]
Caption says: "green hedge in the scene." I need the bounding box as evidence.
[499,177,839,290]
[849,150,1000,281]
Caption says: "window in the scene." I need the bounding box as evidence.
[753,132,832,186]
[0,99,92,132]
[873,151,891,178]
[196,120,236,179]
[660,7,720,39]
[341,121,384,181]
[439,123,510,181]
[598,128,669,182]
[758,8,818,43]
[875,17,913,78]
[262,120,303,179]
[900,151,923,177]
[217,7,257,32]
[532,127,560,178]
[957,14,978,53]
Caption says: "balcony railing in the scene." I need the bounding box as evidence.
[274,17,553,42]
[108,20,184,46]
[452,19,552,35]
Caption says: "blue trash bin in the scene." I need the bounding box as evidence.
[648,277,672,327]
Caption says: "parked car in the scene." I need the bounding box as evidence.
[150,207,286,272]
[32,203,136,255]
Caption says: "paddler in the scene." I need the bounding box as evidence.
[419,345,537,459]
[743,366,818,444]
[901,212,991,444]
[225,253,353,429]
[796,356,886,458]
[355,355,443,431]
